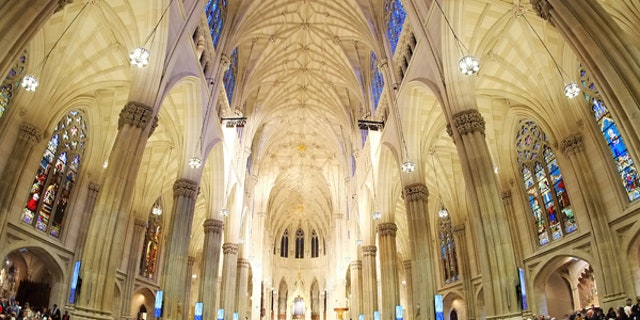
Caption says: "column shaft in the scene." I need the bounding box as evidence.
[349,261,363,319]
[200,219,224,320]
[236,259,250,320]
[402,261,413,320]
[378,222,399,320]
[185,256,196,320]
[120,219,147,319]
[74,182,101,259]
[453,225,475,320]
[221,243,239,320]
[361,246,378,320]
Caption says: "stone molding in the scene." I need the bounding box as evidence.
[402,183,429,202]
[403,260,412,270]
[223,243,239,255]
[452,109,485,137]
[88,182,101,193]
[188,256,196,265]
[531,0,552,22]
[18,123,42,144]
[134,218,147,228]
[349,260,362,270]
[446,123,454,139]
[378,222,398,237]
[237,258,251,268]
[118,102,155,130]
[453,224,465,234]
[560,133,584,157]
[501,190,512,200]
[362,245,377,257]
[203,219,224,233]
[173,179,199,199]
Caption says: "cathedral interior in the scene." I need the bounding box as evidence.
[1,0,640,320]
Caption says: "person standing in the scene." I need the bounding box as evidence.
[50,305,60,320]
[61,311,70,320]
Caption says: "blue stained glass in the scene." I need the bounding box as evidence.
[224,47,238,104]
[205,0,227,48]
[580,66,640,201]
[360,129,369,147]
[385,0,406,54]
[1,52,27,119]
[370,52,384,112]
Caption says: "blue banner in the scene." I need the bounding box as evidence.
[434,294,444,320]
[396,306,403,320]
[519,268,528,310]
[194,302,203,320]
[68,261,81,303]
[154,290,164,318]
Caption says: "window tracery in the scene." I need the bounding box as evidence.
[385,0,406,54]
[0,52,27,119]
[295,228,304,259]
[205,0,227,48]
[438,213,459,284]
[140,199,162,280]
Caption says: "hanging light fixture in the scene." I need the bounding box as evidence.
[521,14,579,99]
[188,155,202,169]
[431,148,449,218]
[401,161,415,173]
[219,208,230,217]
[434,0,480,75]
[129,0,176,68]
[372,211,382,220]
[152,203,162,216]
[21,2,90,92]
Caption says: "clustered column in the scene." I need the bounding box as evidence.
[452,225,475,320]
[185,256,196,320]
[401,184,435,320]
[221,242,240,320]
[377,222,399,320]
[349,260,363,319]
[161,179,200,320]
[120,219,148,320]
[199,219,224,320]
[402,261,413,320]
[361,245,378,319]
[236,258,251,320]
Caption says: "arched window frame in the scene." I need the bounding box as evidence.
[140,198,163,280]
[580,66,640,201]
[295,228,304,259]
[516,120,578,246]
[385,0,406,54]
[22,110,87,238]
[280,229,289,258]
[370,52,384,113]
[438,213,459,284]
[205,0,227,49]
[311,230,319,258]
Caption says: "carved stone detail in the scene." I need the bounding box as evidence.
[203,219,224,234]
[531,0,552,22]
[134,218,147,229]
[402,183,429,202]
[446,123,454,139]
[452,109,485,137]
[349,260,362,270]
[403,260,412,270]
[118,102,155,130]
[237,258,251,268]
[18,123,42,144]
[220,54,230,68]
[173,179,199,199]
[362,245,377,257]
[88,182,101,193]
[560,133,584,157]
[222,243,239,255]
[188,256,196,265]
[453,224,466,234]
[501,190,512,200]
[378,222,398,237]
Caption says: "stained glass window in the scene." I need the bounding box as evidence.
[370,52,384,113]
[438,213,459,284]
[580,66,640,201]
[0,53,27,119]
[22,110,87,238]
[516,121,577,246]
[224,47,238,104]
[205,0,227,49]
[385,0,406,54]
[295,228,304,259]
[280,229,289,257]
[140,199,163,280]
[361,129,369,147]
[311,230,319,258]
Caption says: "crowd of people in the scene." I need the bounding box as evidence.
[529,297,640,320]
[0,301,68,320]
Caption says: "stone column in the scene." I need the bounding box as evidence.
[161,179,199,320]
[119,218,147,320]
[0,0,69,77]
[74,182,101,259]
[377,222,399,320]
[500,191,524,265]
[349,260,363,319]
[531,0,640,153]
[452,225,475,320]
[200,219,224,320]
[273,292,279,320]
[361,245,378,320]
[76,102,157,320]
[450,109,518,318]
[221,243,240,320]
[0,123,41,235]
[402,261,413,320]
[401,184,435,320]
[559,134,627,305]
[236,258,250,320]
[185,256,196,320]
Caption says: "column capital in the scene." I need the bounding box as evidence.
[453,224,466,234]
[452,109,485,137]
[118,102,155,130]
[349,260,362,271]
[531,0,552,22]
[403,260,412,270]
[220,54,231,68]
[203,219,224,233]
[173,179,199,199]
[402,183,429,202]
[560,133,584,157]
[501,190,512,199]
[18,123,42,144]
[222,242,239,255]
[237,258,251,268]
[88,181,101,193]
[134,218,147,228]
[446,123,454,139]
[377,222,398,237]
[188,256,196,265]
[362,245,377,257]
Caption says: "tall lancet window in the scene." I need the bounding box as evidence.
[370,52,384,113]
[311,230,319,258]
[516,120,578,246]
[438,213,459,284]
[580,66,640,201]
[205,0,227,48]
[0,52,27,119]
[385,0,406,54]
[280,229,289,257]
[22,110,87,238]
[140,199,163,279]
[295,228,304,259]
[223,47,238,104]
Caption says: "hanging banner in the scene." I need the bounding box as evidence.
[434,294,444,320]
